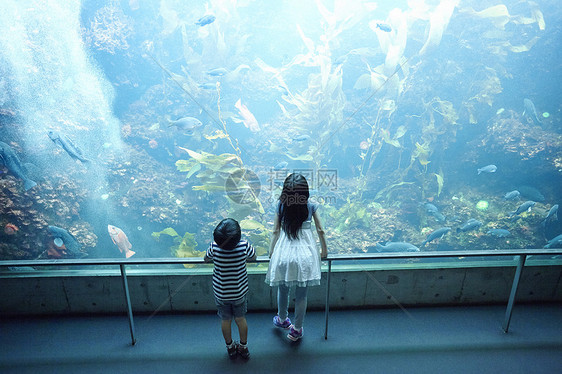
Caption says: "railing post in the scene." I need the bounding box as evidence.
[324,260,332,340]
[502,255,526,333]
[120,264,136,345]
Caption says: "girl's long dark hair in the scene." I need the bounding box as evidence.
[278,173,310,240]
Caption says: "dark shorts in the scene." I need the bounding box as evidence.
[215,295,248,320]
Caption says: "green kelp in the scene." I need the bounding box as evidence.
[239,219,270,264]
[410,141,432,169]
[325,199,372,234]
[151,227,179,240]
[176,148,264,215]
[151,227,204,268]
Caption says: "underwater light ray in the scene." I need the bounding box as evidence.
[147,52,257,162]
[147,52,222,128]
[315,54,416,158]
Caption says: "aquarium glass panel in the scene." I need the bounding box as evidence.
[0,0,560,270]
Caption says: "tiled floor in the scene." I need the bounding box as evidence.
[1,303,561,373]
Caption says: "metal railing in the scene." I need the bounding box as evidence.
[1,248,561,345]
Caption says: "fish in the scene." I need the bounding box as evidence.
[544,234,562,249]
[487,229,510,237]
[503,190,520,200]
[421,227,451,246]
[433,211,446,223]
[47,225,82,257]
[523,98,542,126]
[206,67,228,76]
[542,204,559,226]
[195,14,216,27]
[456,219,482,233]
[374,22,392,32]
[198,82,217,90]
[375,242,420,252]
[0,141,37,190]
[234,99,260,132]
[509,200,536,218]
[108,225,135,258]
[273,161,288,170]
[518,185,545,202]
[292,134,310,142]
[424,203,438,214]
[48,131,90,163]
[424,203,445,222]
[4,223,18,235]
[168,117,203,134]
[477,164,497,175]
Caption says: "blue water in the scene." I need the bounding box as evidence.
[0,0,560,261]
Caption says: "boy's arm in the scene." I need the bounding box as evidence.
[312,211,328,259]
[246,244,258,262]
[204,244,213,263]
[246,241,257,262]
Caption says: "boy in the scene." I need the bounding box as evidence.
[204,218,256,359]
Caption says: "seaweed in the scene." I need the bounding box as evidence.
[174,82,265,217]
[151,227,204,268]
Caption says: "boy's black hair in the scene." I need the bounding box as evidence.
[213,218,241,250]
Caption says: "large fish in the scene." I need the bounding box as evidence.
[234,99,260,132]
[195,14,216,27]
[206,67,228,77]
[518,185,545,202]
[542,204,559,227]
[523,98,542,126]
[421,227,451,246]
[424,203,445,222]
[47,225,82,257]
[456,219,482,233]
[0,141,37,190]
[375,242,420,252]
[503,190,520,200]
[108,225,135,258]
[509,200,536,218]
[48,131,90,163]
[544,234,562,249]
[168,117,203,134]
[477,164,497,175]
[487,229,510,237]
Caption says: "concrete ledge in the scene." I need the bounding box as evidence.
[1,264,561,315]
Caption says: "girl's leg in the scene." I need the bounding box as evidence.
[294,286,308,330]
[277,285,290,320]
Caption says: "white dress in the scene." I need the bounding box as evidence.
[265,203,321,288]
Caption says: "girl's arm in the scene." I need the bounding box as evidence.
[312,211,328,259]
[269,214,281,258]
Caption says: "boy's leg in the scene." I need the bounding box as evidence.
[221,319,233,344]
[232,296,248,343]
[234,316,248,344]
[293,286,308,330]
[277,284,290,320]
[216,297,234,344]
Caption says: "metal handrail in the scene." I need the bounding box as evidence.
[0,248,560,267]
[1,247,561,345]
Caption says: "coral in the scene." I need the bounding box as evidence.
[83,5,133,54]
[0,170,93,260]
[480,111,561,161]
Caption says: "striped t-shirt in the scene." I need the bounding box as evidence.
[206,240,255,300]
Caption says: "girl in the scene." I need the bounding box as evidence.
[265,173,328,341]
